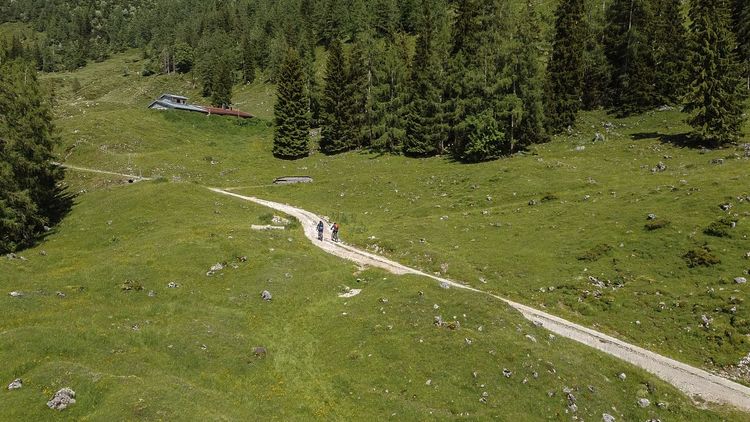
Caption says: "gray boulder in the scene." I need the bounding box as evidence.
[47,388,76,411]
[7,378,22,390]
[735,277,747,284]
[261,290,272,301]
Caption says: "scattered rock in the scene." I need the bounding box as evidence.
[271,215,290,225]
[502,368,512,378]
[651,162,666,173]
[720,203,733,211]
[251,224,285,231]
[261,290,272,301]
[711,158,725,165]
[338,288,362,298]
[735,277,747,284]
[425,379,432,386]
[7,378,22,390]
[647,213,657,220]
[525,334,537,343]
[593,132,605,142]
[120,280,143,291]
[167,281,179,288]
[701,314,712,328]
[8,291,22,297]
[528,199,537,206]
[253,346,267,358]
[465,338,473,345]
[439,281,450,289]
[638,398,651,408]
[618,372,627,381]
[56,291,65,298]
[237,256,248,262]
[575,145,586,151]
[206,262,224,276]
[47,388,76,411]
[568,403,578,413]
[147,290,156,297]
[602,413,616,422]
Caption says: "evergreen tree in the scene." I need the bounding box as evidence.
[735,1,750,89]
[347,36,374,148]
[0,59,68,253]
[210,55,233,107]
[685,0,746,145]
[240,35,256,84]
[510,1,549,149]
[273,48,310,159]
[581,0,611,109]
[604,0,657,114]
[546,0,587,132]
[320,39,352,154]
[371,34,410,152]
[652,0,689,104]
[403,0,449,157]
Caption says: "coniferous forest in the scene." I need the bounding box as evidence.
[2,0,748,160]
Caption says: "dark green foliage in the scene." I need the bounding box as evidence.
[273,48,310,159]
[210,56,234,107]
[652,0,689,104]
[704,217,735,237]
[546,0,587,132]
[320,40,353,154]
[645,219,670,231]
[403,0,449,157]
[347,37,375,148]
[371,35,410,153]
[736,1,750,88]
[173,42,194,74]
[685,0,746,146]
[683,246,721,268]
[603,0,657,114]
[578,243,613,261]
[0,59,69,253]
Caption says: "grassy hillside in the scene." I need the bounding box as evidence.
[4,181,742,420]
[0,51,748,418]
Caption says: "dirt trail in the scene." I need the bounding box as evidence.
[211,188,750,413]
[55,162,750,411]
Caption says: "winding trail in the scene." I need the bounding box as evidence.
[210,188,750,413]
[58,164,750,411]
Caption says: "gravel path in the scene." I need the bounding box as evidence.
[211,188,750,413]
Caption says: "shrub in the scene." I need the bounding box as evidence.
[704,217,734,237]
[578,243,613,261]
[683,247,721,268]
[645,219,670,231]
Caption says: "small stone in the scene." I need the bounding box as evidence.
[734,277,747,284]
[465,338,473,345]
[434,316,444,327]
[502,368,512,378]
[439,281,450,289]
[147,290,156,297]
[618,373,626,381]
[568,403,578,413]
[602,414,616,422]
[647,213,657,220]
[8,291,22,297]
[56,291,65,298]
[167,281,179,288]
[7,378,22,390]
[261,290,272,301]
[525,334,537,343]
[720,203,732,211]
[47,388,76,411]
[253,346,267,358]
[425,379,432,386]
[638,398,651,408]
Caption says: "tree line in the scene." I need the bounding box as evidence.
[274,0,749,160]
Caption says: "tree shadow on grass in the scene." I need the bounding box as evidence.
[631,131,709,149]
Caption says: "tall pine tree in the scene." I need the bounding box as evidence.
[685,0,746,146]
[403,0,449,157]
[0,59,68,253]
[320,39,353,154]
[546,0,587,132]
[273,48,310,159]
[652,0,689,105]
[371,34,410,153]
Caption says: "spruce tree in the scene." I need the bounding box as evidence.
[273,48,310,159]
[685,0,746,146]
[652,0,689,104]
[0,59,68,253]
[347,37,374,148]
[403,0,449,157]
[581,0,611,109]
[210,55,233,107]
[604,0,658,114]
[320,39,352,154]
[510,1,549,149]
[546,0,587,132]
[371,34,410,153]
[735,1,750,89]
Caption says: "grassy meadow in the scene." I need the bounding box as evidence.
[0,49,748,419]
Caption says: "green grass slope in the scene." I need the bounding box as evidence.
[3,181,742,420]
[44,53,750,378]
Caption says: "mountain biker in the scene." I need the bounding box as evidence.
[317,220,324,241]
[331,222,340,242]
